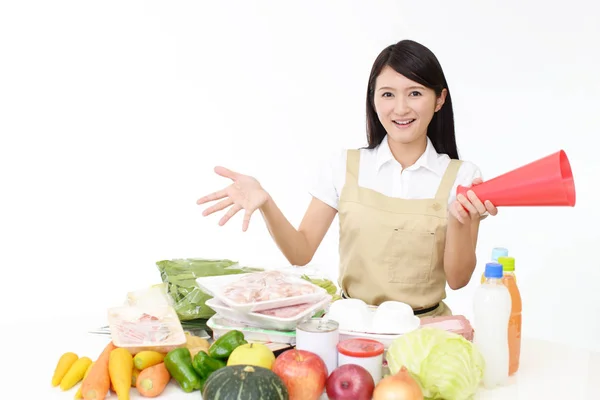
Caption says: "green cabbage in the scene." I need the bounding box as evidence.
[386,327,485,400]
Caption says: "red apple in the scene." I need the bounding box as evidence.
[326,364,375,400]
[272,349,328,400]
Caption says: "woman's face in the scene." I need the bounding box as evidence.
[373,65,446,146]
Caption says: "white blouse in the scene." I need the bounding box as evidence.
[310,136,483,211]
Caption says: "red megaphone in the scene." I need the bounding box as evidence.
[457,150,576,207]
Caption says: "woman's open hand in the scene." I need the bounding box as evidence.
[449,178,498,224]
[197,166,270,232]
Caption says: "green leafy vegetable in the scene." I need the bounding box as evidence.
[300,274,341,301]
[386,327,485,400]
[156,258,263,320]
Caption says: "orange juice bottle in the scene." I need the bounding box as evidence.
[481,247,509,283]
[498,256,521,375]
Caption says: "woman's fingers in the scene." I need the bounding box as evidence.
[219,204,242,226]
[197,188,228,205]
[214,166,239,180]
[451,201,468,224]
[466,190,487,215]
[457,194,478,216]
[202,198,233,216]
[485,200,499,216]
[241,208,255,232]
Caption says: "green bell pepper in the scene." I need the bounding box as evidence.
[192,350,226,379]
[164,347,203,393]
[208,330,247,360]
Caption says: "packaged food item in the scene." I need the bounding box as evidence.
[221,270,320,303]
[198,270,328,313]
[419,315,474,342]
[205,296,331,331]
[126,283,174,307]
[108,305,187,354]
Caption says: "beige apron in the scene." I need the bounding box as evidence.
[337,149,462,318]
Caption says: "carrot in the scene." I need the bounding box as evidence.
[109,347,133,400]
[81,341,117,400]
[135,362,170,398]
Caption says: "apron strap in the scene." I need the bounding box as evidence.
[345,149,360,186]
[435,159,463,201]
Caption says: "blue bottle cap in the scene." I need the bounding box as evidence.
[491,247,508,262]
[484,262,504,279]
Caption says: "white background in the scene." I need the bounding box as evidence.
[1,0,599,353]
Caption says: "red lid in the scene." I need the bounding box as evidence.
[337,338,385,358]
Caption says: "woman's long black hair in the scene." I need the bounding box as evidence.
[365,40,459,160]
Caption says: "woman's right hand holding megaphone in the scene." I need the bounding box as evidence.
[451,177,499,224]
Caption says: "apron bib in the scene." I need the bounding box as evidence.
[337,149,462,317]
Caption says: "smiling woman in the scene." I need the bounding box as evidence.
[197,39,499,317]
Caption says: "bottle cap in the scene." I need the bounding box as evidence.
[497,256,515,272]
[484,262,503,279]
[491,247,508,262]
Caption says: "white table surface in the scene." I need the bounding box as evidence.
[16,314,600,399]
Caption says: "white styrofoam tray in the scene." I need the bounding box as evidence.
[206,295,331,331]
[196,272,328,313]
[207,315,297,345]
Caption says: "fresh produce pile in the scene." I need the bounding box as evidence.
[50,329,212,399]
[52,321,485,400]
[50,327,288,399]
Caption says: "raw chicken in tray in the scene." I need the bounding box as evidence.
[205,295,332,331]
[197,270,328,313]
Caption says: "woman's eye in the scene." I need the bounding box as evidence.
[409,91,422,97]
[382,92,393,97]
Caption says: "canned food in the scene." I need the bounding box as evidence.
[296,318,339,376]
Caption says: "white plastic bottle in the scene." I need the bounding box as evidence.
[473,262,512,389]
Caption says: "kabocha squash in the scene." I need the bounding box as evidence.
[202,365,289,400]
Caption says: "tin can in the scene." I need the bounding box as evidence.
[295,318,339,375]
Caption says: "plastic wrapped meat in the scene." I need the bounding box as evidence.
[221,271,318,304]
[256,302,314,318]
[419,315,474,341]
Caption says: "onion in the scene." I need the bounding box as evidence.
[372,366,424,400]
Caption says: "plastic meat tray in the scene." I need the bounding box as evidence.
[206,295,331,331]
[196,272,328,313]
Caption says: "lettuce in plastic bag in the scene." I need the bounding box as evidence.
[156,258,263,320]
[386,327,485,400]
